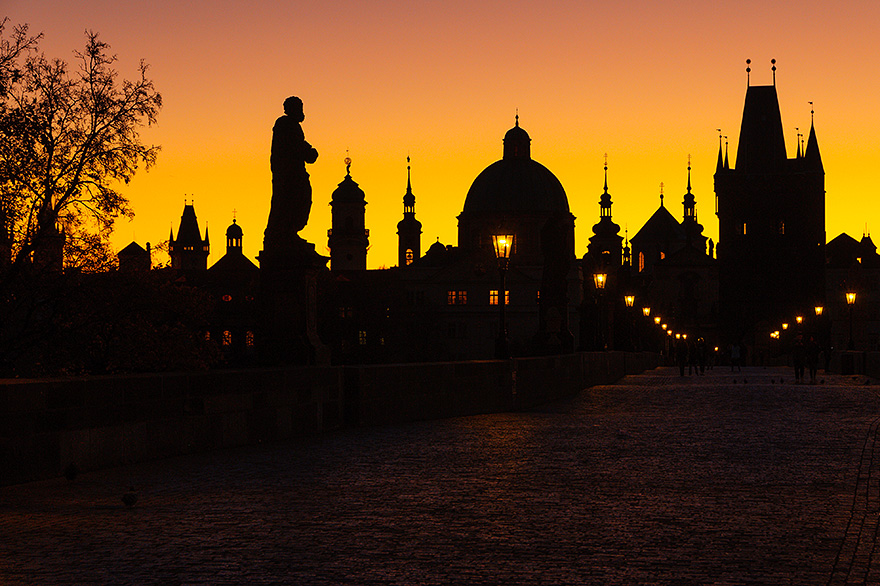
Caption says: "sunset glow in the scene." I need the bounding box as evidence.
[8,1,880,268]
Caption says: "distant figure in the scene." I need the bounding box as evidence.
[806,335,821,384]
[675,336,689,377]
[792,334,806,384]
[696,337,708,375]
[264,96,319,252]
[730,342,742,372]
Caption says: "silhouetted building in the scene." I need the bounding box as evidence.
[117,241,151,272]
[328,159,368,271]
[715,79,825,344]
[397,158,422,268]
[170,202,210,272]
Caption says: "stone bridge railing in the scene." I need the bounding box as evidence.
[0,351,660,486]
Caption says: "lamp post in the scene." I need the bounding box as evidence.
[492,234,513,359]
[846,291,857,351]
[593,271,607,350]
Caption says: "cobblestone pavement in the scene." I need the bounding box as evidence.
[3,366,880,585]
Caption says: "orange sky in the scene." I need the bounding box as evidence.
[7,0,880,269]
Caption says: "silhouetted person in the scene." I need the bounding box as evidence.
[730,342,742,372]
[806,335,821,384]
[675,337,688,377]
[696,337,708,375]
[687,338,698,375]
[264,96,319,252]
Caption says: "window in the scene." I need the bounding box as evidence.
[339,306,353,318]
[742,222,747,235]
[779,221,785,235]
[660,251,665,260]
[536,290,541,303]
[222,331,232,346]
[358,330,367,345]
[639,252,645,272]
[405,249,414,265]
[221,294,232,302]
[489,290,509,305]
[447,290,467,305]
[246,331,255,347]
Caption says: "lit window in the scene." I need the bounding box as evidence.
[222,331,232,346]
[405,249,414,265]
[221,294,232,302]
[779,222,785,235]
[246,331,254,347]
[742,222,747,235]
[447,290,468,305]
[639,252,645,272]
[536,290,541,303]
[660,251,665,260]
[489,290,508,305]
[358,330,367,345]
[205,331,211,342]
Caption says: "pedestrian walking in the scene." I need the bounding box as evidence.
[730,342,742,372]
[676,336,689,377]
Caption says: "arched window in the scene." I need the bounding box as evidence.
[405,249,414,265]
[638,252,645,272]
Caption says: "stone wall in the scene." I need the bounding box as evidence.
[0,351,659,486]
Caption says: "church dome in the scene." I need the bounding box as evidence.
[332,172,366,204]
[461,119,569,214]
[226,219,243,240]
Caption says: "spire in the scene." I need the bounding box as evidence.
[724,136,729,169]
[796,127,802,158]
[683,156,695,220]
[746,58,751,86]
[804,102,823,172]
[716,130,724,172]
[771,58,777,86]
[599,154,612,218]
[403,155,416,214]
[659,183,664,207]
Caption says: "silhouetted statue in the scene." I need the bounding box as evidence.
[264,96,319,252]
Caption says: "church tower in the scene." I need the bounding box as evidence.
[397,157,422,267]
[328,157,368,271]
[170,202,209,271]
[680,158,707,252]
[715,61,825,341]
[587,159,623,267]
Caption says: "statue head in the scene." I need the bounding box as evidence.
[283,96,305,121]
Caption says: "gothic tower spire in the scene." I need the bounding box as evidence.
[397,156,422,267]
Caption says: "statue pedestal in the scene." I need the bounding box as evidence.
[257,242,330,366]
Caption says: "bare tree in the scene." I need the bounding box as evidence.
[0,25,161,273]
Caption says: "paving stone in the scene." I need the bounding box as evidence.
[1,366,879,584]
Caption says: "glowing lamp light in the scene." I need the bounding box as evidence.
[815,306,824,316]
[642,307,651,317]
[492,234,514,261]
[624,295,635,307]
[782,323,789,330]
[675,333,681,339]
[654,316,661,325]
[593,272,607,290]
[667,330,673,336]
[661,323,667,330]
[846,292,857,305]
[682,334,688,340]
[796,316,803,324]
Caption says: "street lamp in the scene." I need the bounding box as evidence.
[847,291,857,351]
[492,234,513,359]
[814,305,824,316]
[796,315,803,325]
[782,323,789,330]
[624,295,635,308]
[654,316,661,325]
[642,307,651,317]
[593,272,607,290]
